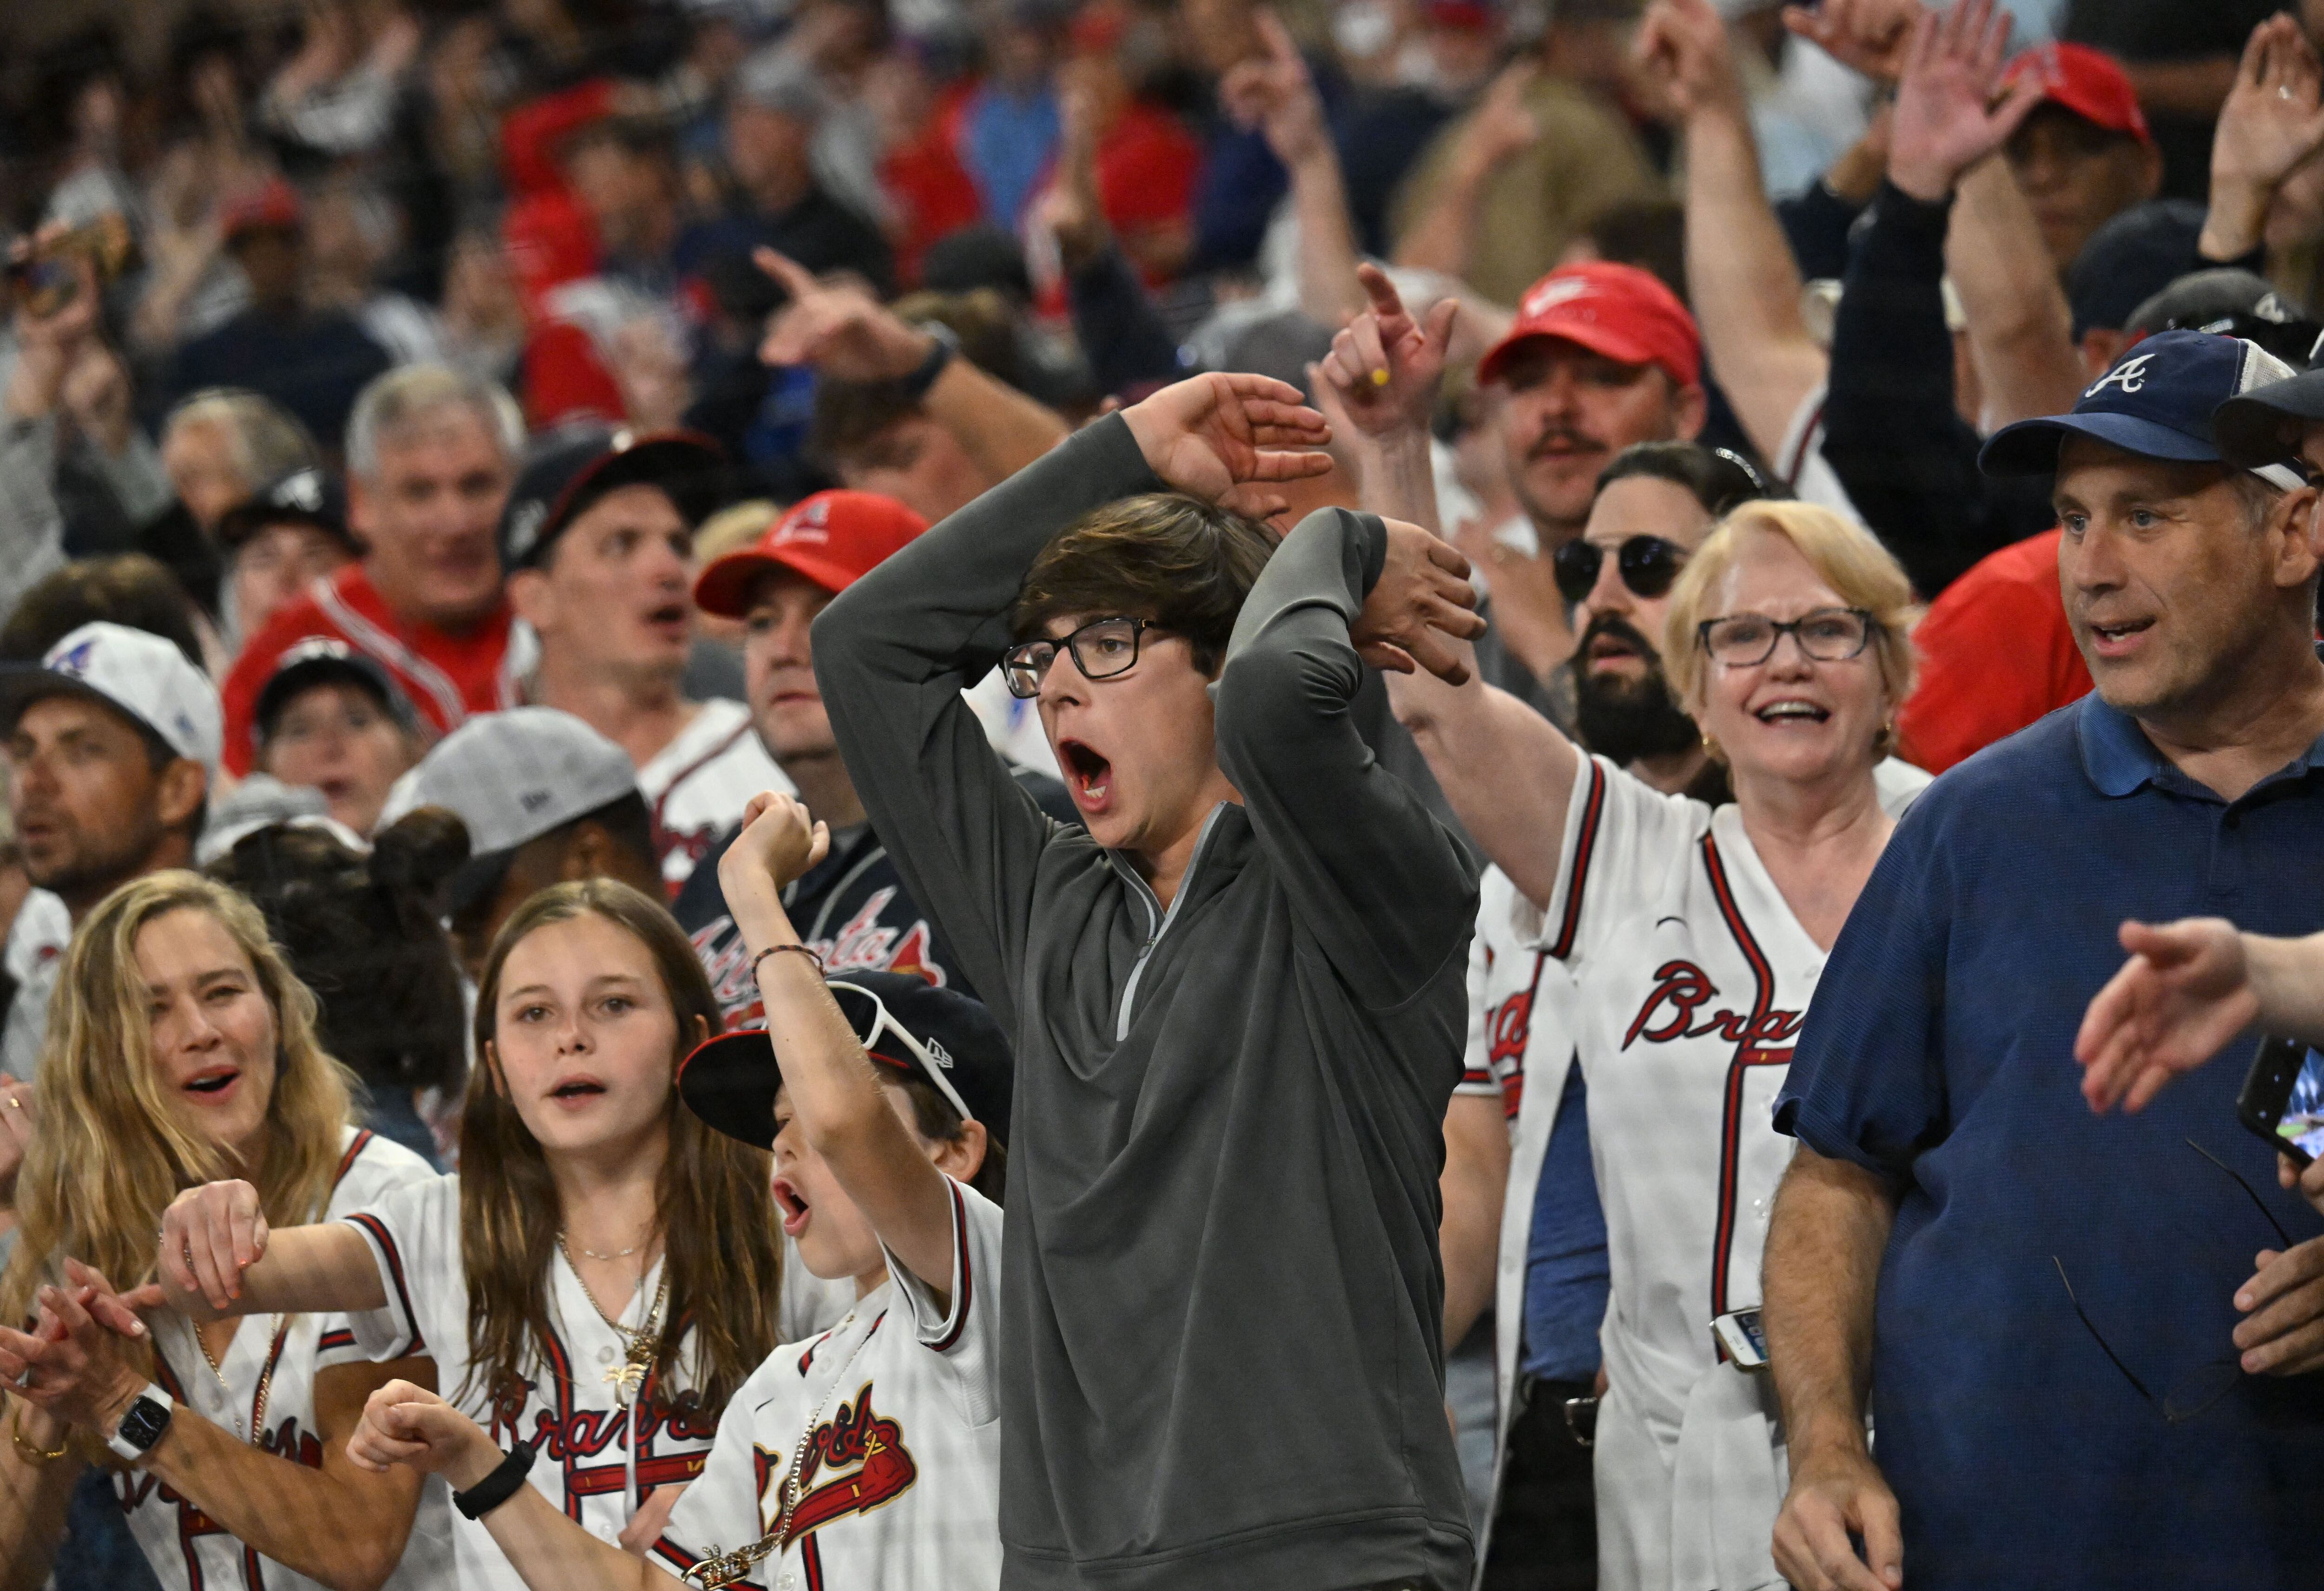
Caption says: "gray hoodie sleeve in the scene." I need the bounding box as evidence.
[1214,506,1479,1009]
[812,416,1164,1034]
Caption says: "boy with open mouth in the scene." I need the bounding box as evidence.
[812,370,1488,1591]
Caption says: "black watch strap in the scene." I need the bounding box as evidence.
[901,323,958,401]
[453,1442,537,1520]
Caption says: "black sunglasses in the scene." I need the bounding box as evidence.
[1552,535,1689,605]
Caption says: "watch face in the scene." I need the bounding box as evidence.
[119,1394,171,1452]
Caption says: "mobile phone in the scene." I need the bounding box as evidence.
[1712,1308,1769,1372]
[2238,1034,2324,1166]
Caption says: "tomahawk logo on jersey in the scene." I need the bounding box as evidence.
[653,1178,1003,1591]
[116,1129,453,1591]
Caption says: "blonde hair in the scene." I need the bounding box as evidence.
[1661,500,1921,756]
[0,872,357,1334]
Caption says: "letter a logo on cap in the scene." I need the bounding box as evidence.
[2085,354,2155,399]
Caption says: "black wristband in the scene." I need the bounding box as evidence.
[900,323,957,401]
[452,1442,536,1520]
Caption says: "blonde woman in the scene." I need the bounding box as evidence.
[148,879,786,1589]
[1395,500,1921,1591]
[0,870,446,1591]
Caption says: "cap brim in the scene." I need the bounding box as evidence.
[0,667,146,744]
[217,504,351,553]
[679,1028,910,1149]
[1978,411,2223,478]
[1478,325,1664,387]
[692,546,851,618]
[522,432,729,568]
[2215,370,2324,469]
[255,657,415,742]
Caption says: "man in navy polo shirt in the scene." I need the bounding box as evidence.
[1763,329,2324,1591]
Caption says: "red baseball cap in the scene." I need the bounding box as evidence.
[220,178,304,243]
[2002,41,2153,147]
[1478,262,1702,390]
[693,490,930,615]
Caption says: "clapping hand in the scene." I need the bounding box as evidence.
[0,1261,154,1431]
[2073,918,2258,1115]
[1887,0,2044,203]
[1118,372,1333,520]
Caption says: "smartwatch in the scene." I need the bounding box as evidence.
[106,1384,173,1464]
[900,321,959,401]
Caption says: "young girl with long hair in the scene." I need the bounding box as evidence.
[339,790,1014,1591]
[149,879,786,1587]
[0,870,448,1591]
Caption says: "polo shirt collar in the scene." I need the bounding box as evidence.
[2076,692,2324,799]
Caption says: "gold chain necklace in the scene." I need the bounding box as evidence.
[555,1234,669,1407]
[685,1312,878,1590]
[192,1315,287,1445]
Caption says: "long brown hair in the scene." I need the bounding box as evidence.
[2,872,357,1332]
[461,880,781,1413]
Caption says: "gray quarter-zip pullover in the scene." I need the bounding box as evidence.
[813,416,1479,1591]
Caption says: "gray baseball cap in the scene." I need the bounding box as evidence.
[378,707,639,912]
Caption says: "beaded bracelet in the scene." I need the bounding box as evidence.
[750,943,825,986]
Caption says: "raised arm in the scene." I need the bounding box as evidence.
[1222,8,1365,329]
[719,792,962,1303]
[2198,15,2324,268]
[1315,265,1585,907]
[146,1179,388,1321]
[1945,157,2080,428]
[756,249,1070,487]
[1641,0,1829,463]
[1764,1146,1904,1591]
[815,377,1331,1026]
[1391,61,1541,286]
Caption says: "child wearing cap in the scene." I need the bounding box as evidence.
[344,788,1010,1591]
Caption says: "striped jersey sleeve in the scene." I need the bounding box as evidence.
[339,1172,462,1363]
[316,1129,439,1372]
[882,1179,1004,1428]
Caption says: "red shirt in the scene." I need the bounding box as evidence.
[222,564,519,776]
[1897,528,2093,776]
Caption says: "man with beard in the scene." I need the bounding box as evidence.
[1469,265,1709,718]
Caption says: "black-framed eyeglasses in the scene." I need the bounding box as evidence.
[2054,1138,2295,1425]
[1697,606,1876,668]
[1552,535,1689,605]
[1001,616,1161,699]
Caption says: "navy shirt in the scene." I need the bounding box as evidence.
[1776,695,2324,1591]
[1520,1065,1610,1383]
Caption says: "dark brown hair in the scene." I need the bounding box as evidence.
[894,1076,1007,1207]
[462,880,781,1414]
[1011,493,1279,673]
[0,553,205,667]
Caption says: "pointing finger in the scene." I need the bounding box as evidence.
[752,247,820,302]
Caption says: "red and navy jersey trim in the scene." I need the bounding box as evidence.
[1548,759,1606,960]
[1700,834,1787,1328]
[317,1328,358,1353]
[343,1212,425,1356]
[331,1130,374,1190]
[928,1181,974,1354]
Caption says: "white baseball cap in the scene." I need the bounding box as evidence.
[0,621,224,771]
[377,707,640,909]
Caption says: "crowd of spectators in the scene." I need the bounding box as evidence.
[6,0,2324,1588]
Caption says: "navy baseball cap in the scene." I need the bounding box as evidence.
[216,467,356,554]
[498,424,725,571]
[679,970,1014,1151]
[2215,365,2324,472]
[252,637,420,745]
[1980,329,2305,487]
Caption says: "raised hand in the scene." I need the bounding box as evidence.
[755,248,935,384]
[1118,372,1332,517]
[1782,0,1925,87]
[1319,264,1459,444]
[1220,9,1331,172]
[1636,0,1749,124]
[157,1177,271,1314]
[1772,1444,1905,1591]
[2073,918,2256,1115]
[721,789,831,904]
[2204,14,2324,260]
[347,1379,501,1485]
[1887,0,2044,203]
[1450,60,1540,186]
[1351,519,1486,684]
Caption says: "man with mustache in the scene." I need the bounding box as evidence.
[1470,265,1709,707]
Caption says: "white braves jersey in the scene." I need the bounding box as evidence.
[1466,752,1929,1570]
[342,1174,721,1590]
[119,1128,455,1591]
[653,1178,1002,1591]
[641,698,794,889]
